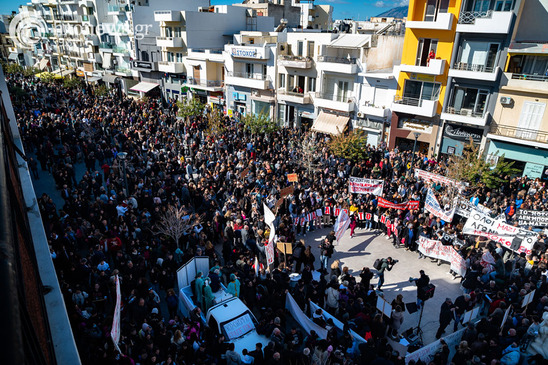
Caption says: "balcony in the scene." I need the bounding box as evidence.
[158,61,184,73]
[227,45,270,60]
[314,92,355,113]
[489,124,548,145]
[108,4,129,15]
[449,62,499,81]
[54,15,78,22]
[187,48,224,62]
[503,72,548,93]
[115,67,132,77]
[81,14,97,26]
[359,104,390,119]
[391,96,438,117]
[154,10,181,22]
[399,59,446,76]
[277,89,312,104]
[406,12,454,31]
[185,78,223,91]
[456,10,513,34]
[441,107,489,126]
[99,42,114,52]
[156,36,183,48]
[113,46,129,56]
[84,34,99,46]
[87,53,102,63]
[317,56,358,74]
[225,71,270,90]
[278,55,313,69]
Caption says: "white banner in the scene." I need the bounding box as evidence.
[285,293,328,339]
[418,236,467,277]
[455,199,491,218]
[425,189,455,222]
[405,327,465,364]
[309,301,366,344]
[334,209,350,243]
[415,169,462,190]
[348,177,384,196]
[111,275,122,353]
[263,204,277,265]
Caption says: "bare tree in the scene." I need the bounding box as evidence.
[152,205,200,248]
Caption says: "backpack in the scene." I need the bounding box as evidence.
[373,258,383,271]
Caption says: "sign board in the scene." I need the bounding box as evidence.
[400,118,433,134]
[523,162,544,179]
[132,60,153,69]
[516,210,548,228]
[280,185,294,198]
[443,124,482,144]
[287,173,298,182]
[240,167,250,180]
[377,198,420,210]
[376,296,393,318]
[348,177,384,196]
[76,69,85,77]
[229,46,268,59]
[522,289,536,308]
[276,242,293,255]
[418,236,467,277]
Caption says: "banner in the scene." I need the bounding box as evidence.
[334,209,350,243]
[287,173,298,182]
[418,237,467,277]
[425,189,455,222]
[285,293,327,339]
[111,275,122,353]
[310,302,366,344]
[378,197,420,210]
[265,242,275,265]
[415,169,462,189]
[455,199,490,218]
[280,185,294,198]
[348,177,384,196]
[516,210,548,227]
[263,204,277,265]
[405,327,465,364]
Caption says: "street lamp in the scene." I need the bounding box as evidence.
[117,152,129,197]
[409,132,421,176]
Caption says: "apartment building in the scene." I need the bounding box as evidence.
[485,0,548,178]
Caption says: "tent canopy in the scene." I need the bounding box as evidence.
[8,53,18,60]
[38,58,49,70]
[329,34,371,48]
[130,81,159,94]
[311,111,349,135]
[102,74,119,84]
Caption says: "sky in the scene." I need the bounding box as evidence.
[0,0,408,22]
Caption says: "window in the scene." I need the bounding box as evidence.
[402,80,441,104]
[167,52,174,62]
[246,63,252,78]
[495,0,513,11]
[262,64,267,78]
[457,41,499,72]
[416,39,438,66]
[449,86,488,116]
[308,77,316,92]
[517,102,546,140]
[424,0,449,21]
[288,75,294,89]
[141,51,149,61]
[522,56,548,77]
[176,53,183,62]
[335,81,349,102]
[279,104,286,123]
[297,41,304,57]
[279,73,285,89]
[307,41,314,58]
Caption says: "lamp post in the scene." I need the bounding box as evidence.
[117,152,129,197]
[409,132,421,176]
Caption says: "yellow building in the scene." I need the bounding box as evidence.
[389,0,462,156]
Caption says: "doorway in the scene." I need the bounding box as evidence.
[416,39,438,66]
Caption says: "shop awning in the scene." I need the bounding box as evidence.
[60,69,74,77]
[102,52,112,69]
[102,74,119,84]
[311,111,349,135]
[87,76,101,83]
[38,58,49,70]
[508,42,548,54]
[8,53,18,60]
[130,81,159,93]
[329,34,371,48]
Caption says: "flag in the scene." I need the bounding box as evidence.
[334,209,351,243]
[111,275,122,353]
[254,256,259,277]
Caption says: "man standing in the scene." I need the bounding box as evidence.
[453,294,472,331]
[435,298,455,339]
[377,257,396,290]
[319,235,334,274]
[412,270,430,309]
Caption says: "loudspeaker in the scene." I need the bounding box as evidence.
[419,283,436,301]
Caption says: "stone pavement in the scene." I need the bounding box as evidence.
[305,225,464,346]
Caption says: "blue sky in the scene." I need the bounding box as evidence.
[0,0,407,21]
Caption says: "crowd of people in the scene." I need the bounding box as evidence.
[6,71,548,365]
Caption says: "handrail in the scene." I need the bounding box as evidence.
[227,71,269,80]
[452,62,494,73]
[445,106,485,118]
[511,73,548,82]
[490,123,548,143]
[318,55,358,64]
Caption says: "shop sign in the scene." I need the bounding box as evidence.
[400,118,433,134]
[76,70,85,77]
[523,162,544,179]
[443,124,482,144]
[230,46,266,59]
[410,73,436,82]
[132,60,152,69]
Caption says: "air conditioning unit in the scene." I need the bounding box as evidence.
[357,112,364,118]
[500,96,513,105]
[251,89,259,96]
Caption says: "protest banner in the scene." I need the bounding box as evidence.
[378,198,420,210]
[418,236,467,277]
[516,210,548,227]
[425,189,455,222]
[287,173,298,182]
[239,167,249,180]
[348,177,384,196]
[405,328,465,364]
[111,275,122,353]
[415,169,462,189]
[265,241,275,265]
[280,185,294,198]
[376,296,392,318]
[334,209,350,243]
[455,199,491,218]
[263,204,277,266]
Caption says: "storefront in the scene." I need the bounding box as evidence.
[353,117,388,147]
[278,104,315,129]
[440,123,483,156]
[485,139,548,179]
[389,113,440,156]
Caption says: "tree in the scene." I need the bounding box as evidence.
[152,205,202,249]
[241,112,279,135]
[23,67,40,77]
[63,77,83,89]
[177,97,204,120]
[205,108,225,137]
[445,138,519,189]
[94,84,109,97]
[300,134,320,174]
[328,129,369,162]
[3,62,23,75]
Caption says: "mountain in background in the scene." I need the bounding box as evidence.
[376,6,408,18]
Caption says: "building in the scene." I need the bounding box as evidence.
[485,0,548,178]
[333,16,405,36]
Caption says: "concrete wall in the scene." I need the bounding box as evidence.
[364,35,404,71]
[513,0,548,43]
[493,89,548,130]
[360,77,397,109]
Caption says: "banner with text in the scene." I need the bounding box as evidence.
[110,275,122,353]
[425,189,455,222]
[378,198,420,210]
[415,169,462,190]
[516,210,548,228]
[455,199,491,218]
[348,177,384,196]
[418,236,467,277]
[334,209,351,243]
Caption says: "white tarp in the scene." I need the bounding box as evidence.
[348,177,384,196]
[176,256,210,290]
[285,293,328,339]
[424,189,455,222]
[334,209,350,243]
[418,236,467,277]
[130,81,160,93]
[311,111,349,136]
[263,204,276,265]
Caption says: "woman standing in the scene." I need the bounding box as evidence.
[390,305,404,339]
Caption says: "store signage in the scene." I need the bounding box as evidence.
[230,46,266,59]
[516,210,548,228]
[76,70,85,77]
[400,118,433,134]
[132,60,152,69]
[443,124,482,144]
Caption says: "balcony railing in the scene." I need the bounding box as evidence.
[99,42,114,49]
[227,71,268,80]
[458,10,494,24]
[445,106,485,118]
[279,89,306,96]
[113,46,129,54]
[315,91,355,103]
[186,78,223,87]
[317,55,357,64]
[279,55,312,61]
[511,73,548,82]
[189,48,223,54]
[490,124,548,143]
[452,62,494,73]
[108,4,129,13]
[394,96,436,106]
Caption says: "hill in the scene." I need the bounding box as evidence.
[376,6,408,18]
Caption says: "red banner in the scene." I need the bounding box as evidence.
[377,198,420,210]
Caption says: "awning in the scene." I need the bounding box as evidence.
[329,34,371,48]
[130,81,159,93]
[508,42,548,54]
[39,58,49,70]
[311,111,349,135]
[102,52,112,69]
[87,76,101,83]
[8,53,18,60]
[60,69,74,77]
[102,74,119,84]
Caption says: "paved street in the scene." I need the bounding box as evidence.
[306,225,464,346]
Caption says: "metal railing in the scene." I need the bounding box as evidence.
[315,91,355,103]
[112,46,129,54]
[99,42,113,49]
[445,106,485,118]
[511,73,548,82]
[108,4,129,13]
[186,78,223,87]
[452,62,495,73]
[279,55,312,61]
[317,55,357,64]
[458,10,494,24]
[227,71,269,80]
[490,124,548,143]
[394,95,435,106]
[278,89,307,96]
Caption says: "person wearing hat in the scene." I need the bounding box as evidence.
[194,271,204,306]
[227,273,241,298]
[436,297,455,339]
